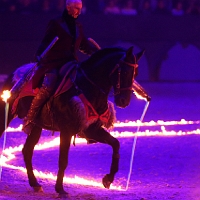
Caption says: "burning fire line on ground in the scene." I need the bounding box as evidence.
[3,119,200,133]
[0,119,200,190]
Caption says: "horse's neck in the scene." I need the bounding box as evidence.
[77,69,109,113]
[78,52,123,114]
[82,52,123,88]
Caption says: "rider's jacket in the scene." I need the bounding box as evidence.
[32,9,98,89]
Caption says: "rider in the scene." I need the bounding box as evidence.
[22,0,99,135]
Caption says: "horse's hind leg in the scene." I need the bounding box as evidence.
[55,131,71,197]
[22,126,43,192]
[84,123,120,189]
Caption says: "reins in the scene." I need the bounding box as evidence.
[79,67,106,95]
[109,57,138,95]
[77,54,139,96]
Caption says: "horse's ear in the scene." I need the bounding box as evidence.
[136,49,145,61]
[126,46,134,58]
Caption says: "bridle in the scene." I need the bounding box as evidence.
[109,58,138,95]
[78,55,138,96]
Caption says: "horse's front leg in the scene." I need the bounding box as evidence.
[22,126,42,192]
[84,123,120,189]
[55,131,72,197]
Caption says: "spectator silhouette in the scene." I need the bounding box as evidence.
[185,0,200,15]
[54,0,66,13]
[153,0,171,15]
[121,0,138,15]
[104,0,121,14]
[18,0,35,14]
[171,0,184,15]
[40,0,54,13]
[0,0,19,12]
[139,0,152,15]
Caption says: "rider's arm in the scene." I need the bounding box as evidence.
[77,23,100,56]
[34,20,58,61]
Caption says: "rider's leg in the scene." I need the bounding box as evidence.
[22,71,57,135]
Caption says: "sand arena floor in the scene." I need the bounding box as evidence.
[0,82,200,200]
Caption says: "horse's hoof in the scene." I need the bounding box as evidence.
[58,191,70,199]
[102,174,112,189]
[33,186,43,192]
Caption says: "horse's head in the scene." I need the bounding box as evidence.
[110,46,145,108]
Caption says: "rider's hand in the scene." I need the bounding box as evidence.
[33,88,39,94]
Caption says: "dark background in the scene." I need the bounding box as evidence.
[1,14,200,81]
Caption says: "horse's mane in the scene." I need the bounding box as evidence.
[12,47,126,84]
[81,46,126,66]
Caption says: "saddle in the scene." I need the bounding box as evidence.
[12,61,116,131]
[12,61,77,115]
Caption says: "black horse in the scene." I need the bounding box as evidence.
[0,46,144,197]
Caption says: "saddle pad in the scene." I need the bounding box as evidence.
[12,61,77,114]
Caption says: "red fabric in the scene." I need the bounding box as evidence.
[12,63,77,115]
[78,93,110,124]
[12,80,35,114]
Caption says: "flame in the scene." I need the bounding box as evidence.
[111,128,200,137]
[3,119,200,132]
[0,137,121,190]
[133,91,147,101]
[114,119,200,127]
[132,80,150,101]
[1,118,199,190]
[1,90,11,102]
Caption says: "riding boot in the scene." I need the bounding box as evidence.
[22,73,57,135]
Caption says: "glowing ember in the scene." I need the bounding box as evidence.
[132,80,151,102]
[133,91,147,101]
[1,90,11,102]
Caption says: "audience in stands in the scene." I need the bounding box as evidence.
[104,0,121,14]
[0,0,200,15]
[139,0,153,15]
[171,0,184,15]
[0,0,18,12]
[152,0,171,15]
[185,0,200,15]
[121,0,138,15]
[54,0,66,13]
[40,0,53,13]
